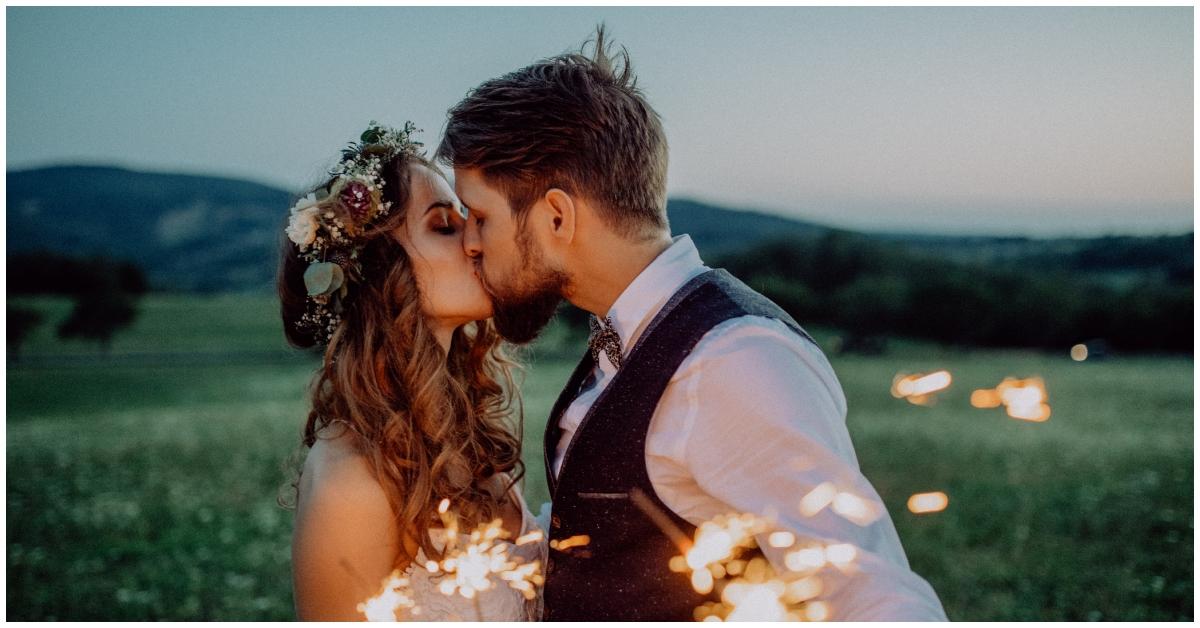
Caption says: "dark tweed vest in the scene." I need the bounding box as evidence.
[542,269,817,621]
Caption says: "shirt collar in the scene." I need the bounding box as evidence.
[605,234,707,353]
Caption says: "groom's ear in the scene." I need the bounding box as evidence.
[542,188,577,245]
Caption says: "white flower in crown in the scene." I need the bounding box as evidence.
[286,193,321,249]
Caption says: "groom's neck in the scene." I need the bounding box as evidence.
[566,232,673,317]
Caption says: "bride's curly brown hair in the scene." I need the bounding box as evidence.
[277,148,523,564]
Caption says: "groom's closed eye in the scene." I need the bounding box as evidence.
[463,205,485,228]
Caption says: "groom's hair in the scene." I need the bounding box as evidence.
[436,25,669,240]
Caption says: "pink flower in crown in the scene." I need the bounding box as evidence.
[339,180,373,222]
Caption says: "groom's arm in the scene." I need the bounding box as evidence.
[645,316,948,621]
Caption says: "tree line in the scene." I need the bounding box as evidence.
[8,251,148,359]
[553,230,1191,355]
[714,231,1191,354]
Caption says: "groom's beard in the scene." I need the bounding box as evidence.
[487,268,568,345]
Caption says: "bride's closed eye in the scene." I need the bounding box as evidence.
[428,203,465,236]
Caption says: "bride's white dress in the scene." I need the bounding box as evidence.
[398,488,546,621]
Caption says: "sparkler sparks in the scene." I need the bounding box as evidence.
[630,489,866,621]
[358,570,417,621]
[670,510,862,621]
[971,376,1051,422]
[431,515,546,609]
[359,499,544,621]
[891,370,953,406]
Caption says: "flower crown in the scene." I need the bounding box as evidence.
[286,121,424,344]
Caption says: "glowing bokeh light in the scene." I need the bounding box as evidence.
[907,491,950,514]
[768,531,796,548]
[972,376,1051,422]
[891,370,953,406]
[799,482,837,517]
[805,600,832,621]
[831,491,880,526]
[824,543,858,566]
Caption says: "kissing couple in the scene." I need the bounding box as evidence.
[281,28,947,622]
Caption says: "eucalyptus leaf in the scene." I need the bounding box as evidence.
[304,262,345,297]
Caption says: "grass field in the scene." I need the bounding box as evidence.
[6,295,1193,620]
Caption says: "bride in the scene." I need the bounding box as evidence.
[278,122,544,620]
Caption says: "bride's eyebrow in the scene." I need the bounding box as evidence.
[424,201,456,216]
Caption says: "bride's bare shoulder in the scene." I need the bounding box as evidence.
[298,422,386,508]
[304,422,368,472]
[292,422,400,620]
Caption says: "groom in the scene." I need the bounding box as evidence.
[437,29,947,621]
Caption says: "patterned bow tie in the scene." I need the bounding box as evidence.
[587,315,624,370]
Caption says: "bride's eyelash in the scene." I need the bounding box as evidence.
[432,208,460,235]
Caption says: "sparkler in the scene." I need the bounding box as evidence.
[631,489,861,622]
[357,570,417,621]
[971,376,1051,422]
[891,370,953,406]
[359,498,544,621]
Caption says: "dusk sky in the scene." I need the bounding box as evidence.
[7,7,1193,236]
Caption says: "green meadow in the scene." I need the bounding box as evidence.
[6,294,1193,620]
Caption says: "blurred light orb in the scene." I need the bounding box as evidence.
[907,491,950,514]
[891,370,952,406]
[799,481,837,516]
[970,389,1003,408]
[768,531,796,548]
[825,543,857,565]
[805,601,831,621]
[1071,344,1088,361]
[785,547,826,571]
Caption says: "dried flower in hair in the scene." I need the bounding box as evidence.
[340,180,374,222]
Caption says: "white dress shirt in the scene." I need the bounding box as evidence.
[551,235,947,621]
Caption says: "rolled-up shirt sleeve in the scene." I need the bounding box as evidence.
[646,316,948,621]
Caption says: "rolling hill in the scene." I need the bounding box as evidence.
[7,165,1191,292]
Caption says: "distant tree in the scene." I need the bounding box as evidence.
[56,289,138,355]
[116,261,149,295]
[8,252,147,356]
[8,306,44,363]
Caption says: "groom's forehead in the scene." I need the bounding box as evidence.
[453,168,510,213]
